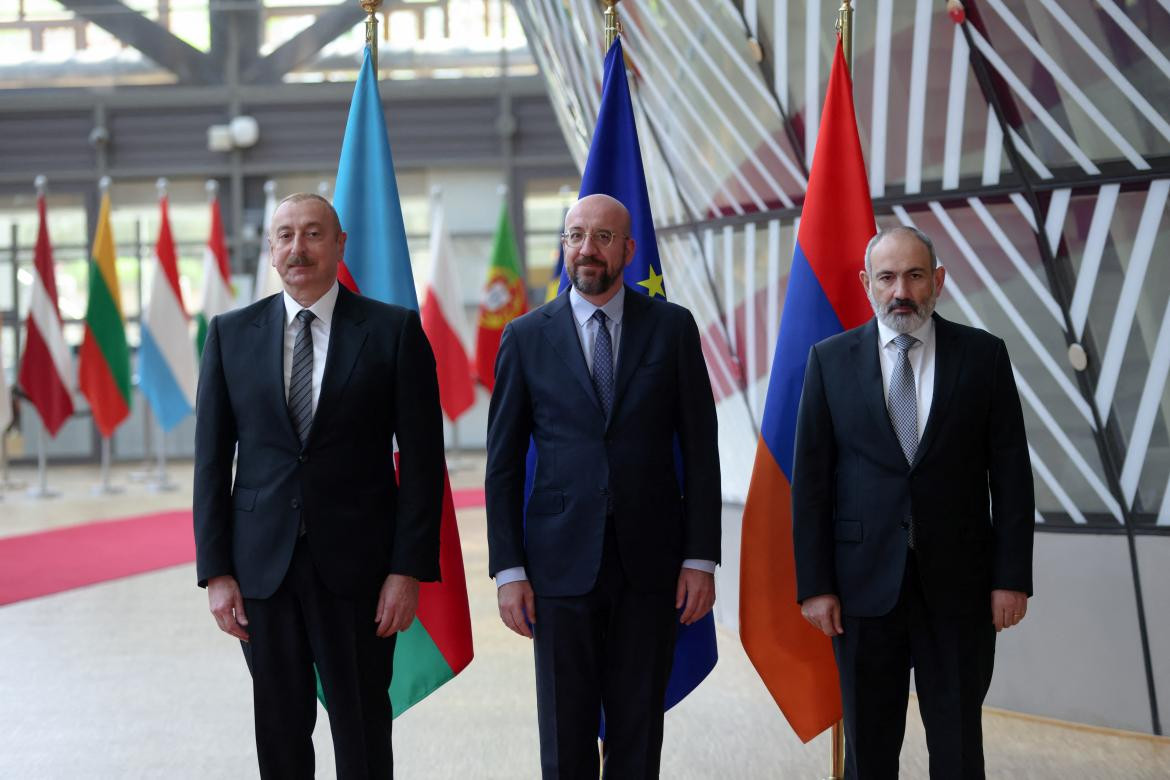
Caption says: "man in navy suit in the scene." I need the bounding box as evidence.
[793,226,1034,779]
[193,193,444,778]
[486,194,721,778]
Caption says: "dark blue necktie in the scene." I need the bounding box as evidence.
[591,309,614,418]
[288,309,316,445]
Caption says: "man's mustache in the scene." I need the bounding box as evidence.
[886,298,919,313]
[286,254,312,267]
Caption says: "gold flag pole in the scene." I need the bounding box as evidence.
[603,0,622,50]
[824,4,853,779]
[360,0,382,73]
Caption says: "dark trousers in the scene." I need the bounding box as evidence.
[532,523,679,779]
[833,554,996,780]
[242,538,396,780]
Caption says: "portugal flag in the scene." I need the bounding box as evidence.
[473,200,527,392]
[79,190,132,438]
[739,35,874,742]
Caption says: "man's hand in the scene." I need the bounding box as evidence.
[991,589,1028,632]
[801,594,843,637]
[375,574,420,637]
[497,580,536,639]
[676,569,716,625]
[208,575,250,641]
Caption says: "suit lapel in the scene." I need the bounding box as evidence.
[312,286,368,442]
[852,318,906,463]
[540,294,602,416]
[915,314,961,466]
[611,288,654,423]
[257,294,299,445]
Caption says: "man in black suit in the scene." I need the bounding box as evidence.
[193,193,444,778]
[793,225,1034,779]
[485,194,721,778]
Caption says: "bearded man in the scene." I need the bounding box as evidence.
[485,193,721,778]
[791,226,1035,779]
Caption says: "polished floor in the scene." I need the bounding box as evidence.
[1,457,1168,778]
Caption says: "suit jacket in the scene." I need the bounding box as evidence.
[485,288,721,598]
[193,284,445,601]
[792,314,1034,618]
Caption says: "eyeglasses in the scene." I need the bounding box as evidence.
[560,229,626,248]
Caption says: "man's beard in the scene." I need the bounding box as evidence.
[872,292,937,333]
[571,257,618,296]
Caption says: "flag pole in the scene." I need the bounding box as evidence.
[360,0,382,72]
[27,175,61,500]
[823,5,853,779]
[149,177,178,493]
[92,175,125,496]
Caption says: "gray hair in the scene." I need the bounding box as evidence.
[863,225,938,275]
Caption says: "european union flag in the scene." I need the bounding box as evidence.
[578,36,717,718]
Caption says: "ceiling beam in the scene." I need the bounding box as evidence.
[243,3,364,85]
[54,0,220,85]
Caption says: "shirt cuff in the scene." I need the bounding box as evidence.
[495,567,528,588]
[682,559,716,574]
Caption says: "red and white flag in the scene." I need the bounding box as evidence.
[196,183,235,357]
[18,188,74,436]
[420,196,475,423]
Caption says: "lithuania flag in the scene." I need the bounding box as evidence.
[79,191,131,438]
[474,199,528,391]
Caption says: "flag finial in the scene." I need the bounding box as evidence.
[156,178,168,199]
[360,0,383,72]
[34,174,47,196]
[99,176,111,195]
[206,179,218,199]
[836,0,854,73]
[603,1,622,50]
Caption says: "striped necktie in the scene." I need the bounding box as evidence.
[288,309,316,445]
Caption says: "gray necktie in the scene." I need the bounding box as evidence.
[888,333,919,466]
[288,309,316,445]
[591,309,614,418]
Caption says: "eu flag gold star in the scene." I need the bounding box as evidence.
[638,265,665,298]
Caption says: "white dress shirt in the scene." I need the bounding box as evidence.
[876,314,936,442]
[282,281,339,415]
[496,287,715,588]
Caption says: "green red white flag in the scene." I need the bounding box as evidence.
[196,184,235,357]
[474,199,528,391]
[78,191,132,438]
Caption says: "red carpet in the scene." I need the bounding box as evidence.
[0,487,487,606]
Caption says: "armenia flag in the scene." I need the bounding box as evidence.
[577,36,717,717]
[330,47,474,717]
[738,35,875,742]
[79,190,132,438]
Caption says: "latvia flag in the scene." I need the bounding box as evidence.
[18,186,74,437]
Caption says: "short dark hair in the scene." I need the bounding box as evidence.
[273,192,343,237]
[864,225,938,274]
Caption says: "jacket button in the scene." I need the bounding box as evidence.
[291,498,301,509]
[298,454,308,463]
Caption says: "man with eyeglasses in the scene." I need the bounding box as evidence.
[486,193,721,778]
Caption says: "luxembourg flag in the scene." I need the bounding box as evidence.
[139,183,197,432]
[739,36,876,742]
